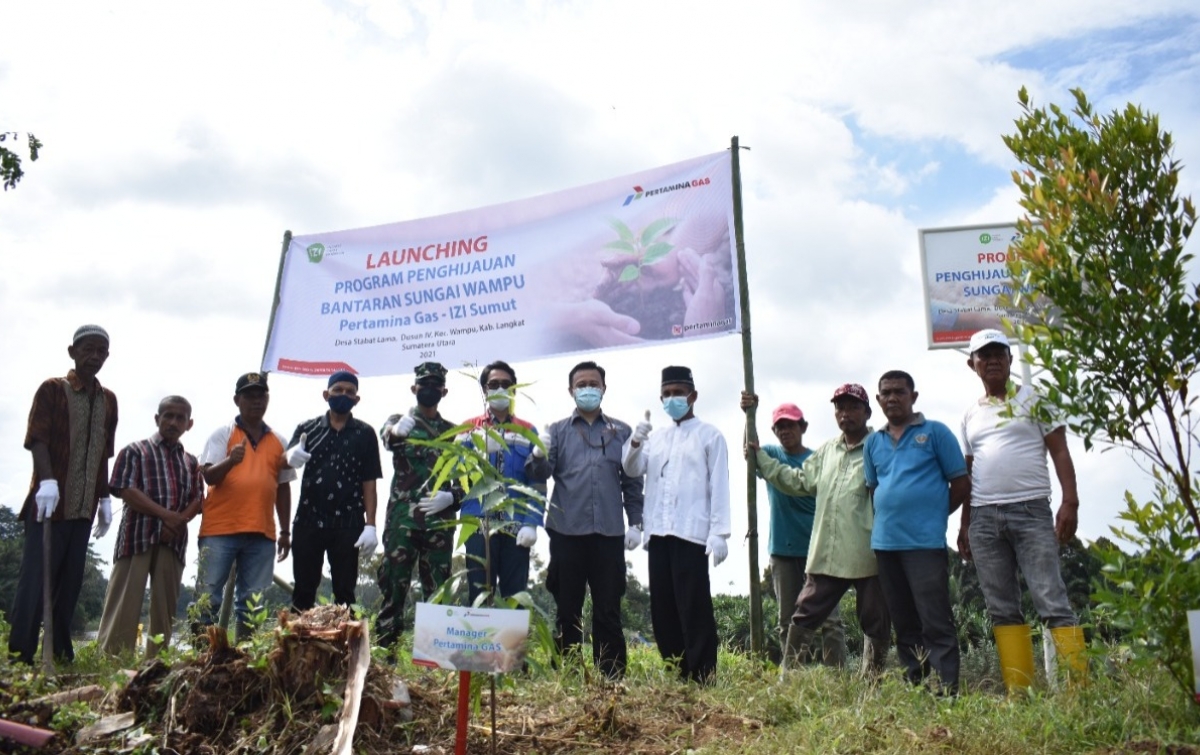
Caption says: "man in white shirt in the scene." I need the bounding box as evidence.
[959,329,1086,691]
[623,365,730,683]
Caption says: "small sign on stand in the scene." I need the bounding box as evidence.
[413,603,531,755]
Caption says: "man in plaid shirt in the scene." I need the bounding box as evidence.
[95,396,205,657]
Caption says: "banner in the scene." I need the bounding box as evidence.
[918,223,1037,349]
[263,152,739,377]
[412,603,530,673]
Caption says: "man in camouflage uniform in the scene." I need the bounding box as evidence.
[376,362,462,652]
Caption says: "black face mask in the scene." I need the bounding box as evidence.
[416,385,443,408]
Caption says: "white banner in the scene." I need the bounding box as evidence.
[918,223,1031,349]
[412,603,530,673]
[263,152,739,377]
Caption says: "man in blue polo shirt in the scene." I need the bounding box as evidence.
[864,370,969,694]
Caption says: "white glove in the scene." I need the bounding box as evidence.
[353,524,378,554]
[503,431,531,448]
[457,430,502,454]
[35,479,60,522]
[92,497,113,539]
[632,410,652,444]
[705,534,729,567]
[624,525,641,550]
[532,431,552,459]
[287,433,312,468]
[417,490,454,515]
[390,415,417,438]
[516,525,537,548]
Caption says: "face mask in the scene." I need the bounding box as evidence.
[486,389,511,412]
[416,385,443,408]
[328,394,356,415]
[573,387,603,412]
[662,396,691,421]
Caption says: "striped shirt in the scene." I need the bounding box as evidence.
[109,433,205,564]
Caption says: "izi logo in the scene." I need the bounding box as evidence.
[622,185,644,206]
[979,233,993,244]
[306,243,325,263]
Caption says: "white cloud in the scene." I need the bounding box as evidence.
[1,0,1196,597]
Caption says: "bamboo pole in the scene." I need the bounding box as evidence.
[730,136,763,657]
[260,230,293,371]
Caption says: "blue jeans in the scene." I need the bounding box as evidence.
[195,534,277,639]
[968,499,1077,627]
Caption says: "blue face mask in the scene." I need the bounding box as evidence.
[573,387,603,412]
[328,394,356,415]
[662,395,691,421]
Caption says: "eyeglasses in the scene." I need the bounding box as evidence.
[486,380,514,390]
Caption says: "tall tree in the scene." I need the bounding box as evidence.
[1003,86,1199,704]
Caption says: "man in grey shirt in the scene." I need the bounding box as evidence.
[526,360,644,679]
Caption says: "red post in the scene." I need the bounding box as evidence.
[454,670,470,755]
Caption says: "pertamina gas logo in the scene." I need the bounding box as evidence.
[622,176,711,207]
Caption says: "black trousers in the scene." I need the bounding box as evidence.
[647,535,717,683]
[547,530,627,678]
[8,518,92,664]
[874,548,960,693]
[291,524,362,611]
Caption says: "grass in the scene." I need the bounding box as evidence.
[3,624,1199,754]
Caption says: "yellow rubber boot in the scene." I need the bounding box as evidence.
[1050,625,1088,687]
[993,624,1035,693]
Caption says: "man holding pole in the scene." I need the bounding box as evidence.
[749,383,891,677]
[740,393,846,667]
[376,361,462,652]
[9,324,118,665]
[623,365,729,684]
[958,329,1087,690]
[525,360,644,679]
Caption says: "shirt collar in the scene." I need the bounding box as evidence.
[150,432,183,450]
[64,369,102,393]
[569,408,609,425]
[234,415,272,435]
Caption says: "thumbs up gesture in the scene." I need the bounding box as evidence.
[287,432,312,468]
[229,439,247,465]
[632,410,652,445]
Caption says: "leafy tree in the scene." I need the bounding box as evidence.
[1003,86,1200,705]
[0,132,42,190]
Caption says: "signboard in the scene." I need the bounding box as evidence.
[918,223,1029,349]
[263,151,739,378]
[412,603,530,674]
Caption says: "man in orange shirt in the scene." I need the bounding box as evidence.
[195,372,296,640]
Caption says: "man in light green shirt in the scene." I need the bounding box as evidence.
[751,383,891,675]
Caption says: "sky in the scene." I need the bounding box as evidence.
[2,0,1198,597]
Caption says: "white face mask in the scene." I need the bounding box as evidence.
[486,389,511,411]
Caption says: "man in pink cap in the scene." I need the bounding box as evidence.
[748,383,891,676]
[740,394,846,667]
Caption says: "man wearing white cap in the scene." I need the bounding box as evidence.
[959,329,1086,691]
[9,324,118,665]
